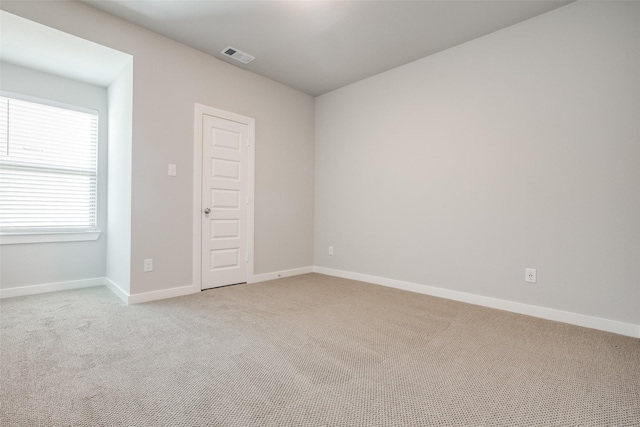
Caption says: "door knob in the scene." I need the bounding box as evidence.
[204,208,211,214]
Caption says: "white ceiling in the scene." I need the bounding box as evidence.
[83,1,573,96]
[0,11,132,88]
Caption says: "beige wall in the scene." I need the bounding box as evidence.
[1,1,315,295]
[315,1,640,325]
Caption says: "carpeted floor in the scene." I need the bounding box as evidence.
[1,273,638,426]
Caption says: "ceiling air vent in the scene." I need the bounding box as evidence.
[221,46,255,64]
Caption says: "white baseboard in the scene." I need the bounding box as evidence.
[5,267,636,338]
[0,277,105,299]
[313,266,640,338]
[127,284,198,304]
[2,275,196,305]
[104,278,129,304]
[104,277,197,304]
[252,266,314,283]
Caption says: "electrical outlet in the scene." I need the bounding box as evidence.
[144,259,153,272]
[525,268,536,283]
[168,164,177,176]
[328,246,334,256]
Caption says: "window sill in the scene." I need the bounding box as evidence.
[0,230,101,245]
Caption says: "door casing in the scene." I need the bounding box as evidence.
[193,103,255,291]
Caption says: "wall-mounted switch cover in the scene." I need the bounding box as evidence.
[168,164,177,176]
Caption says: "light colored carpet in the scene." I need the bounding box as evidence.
[1,273,638,426]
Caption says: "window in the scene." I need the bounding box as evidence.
[0,95,99,242]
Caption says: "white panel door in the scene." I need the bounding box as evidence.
[201,114,248,289]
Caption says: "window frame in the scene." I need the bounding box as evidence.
[0,92,102,244]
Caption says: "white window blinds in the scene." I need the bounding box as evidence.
[0,96,98,231]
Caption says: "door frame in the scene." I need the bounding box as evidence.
[193,103,255,291]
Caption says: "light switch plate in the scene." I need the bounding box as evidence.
[168,164,177,176]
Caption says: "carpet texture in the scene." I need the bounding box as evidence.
[1,273,638,426]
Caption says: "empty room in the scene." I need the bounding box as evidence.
[1,1,638,426]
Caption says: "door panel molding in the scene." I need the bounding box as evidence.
[193,104,255,291]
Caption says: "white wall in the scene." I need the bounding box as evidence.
[106,61,133,294]
[315,1,640,326]
[2,1,636,329]
[1,1,316,296]
[0,61,108,288]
